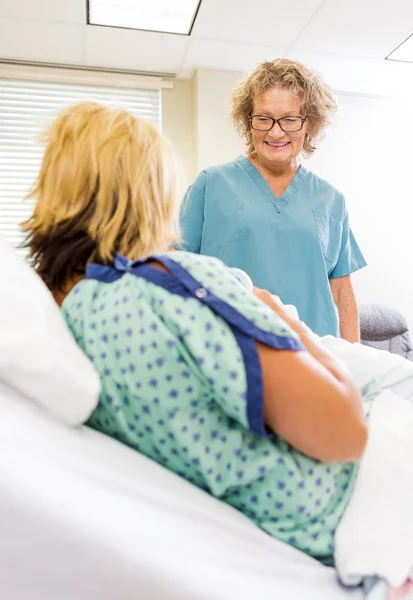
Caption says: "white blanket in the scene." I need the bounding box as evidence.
[321,336,413,406]
[0,380,362,600]
[335,389,413,588]
[318,338,413,588]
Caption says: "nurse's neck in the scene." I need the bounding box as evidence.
[247,155,300,198]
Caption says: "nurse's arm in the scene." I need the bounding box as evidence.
[254,288,367,463]
[329,275,360,343]
[176,183,205,253]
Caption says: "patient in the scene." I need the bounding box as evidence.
[21,101,413,564]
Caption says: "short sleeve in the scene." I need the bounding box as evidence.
[177,172,206,253]
[156,253,305,437]
[193,284,304,437]
[329,211,367,279]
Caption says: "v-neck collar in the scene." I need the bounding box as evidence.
[236,155,308,214]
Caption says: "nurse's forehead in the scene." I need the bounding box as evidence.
[253,87,303,114]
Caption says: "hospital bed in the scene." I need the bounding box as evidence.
[0,380,364,600]
[0,233,366,599]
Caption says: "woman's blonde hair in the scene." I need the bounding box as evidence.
[22,101,182,292]
[230,58,338,158]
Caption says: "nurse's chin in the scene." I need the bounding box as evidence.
[262,148,293,164]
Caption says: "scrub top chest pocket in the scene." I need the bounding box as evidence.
[313,210,342,267]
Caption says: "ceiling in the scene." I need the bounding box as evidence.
[1,0,413,95]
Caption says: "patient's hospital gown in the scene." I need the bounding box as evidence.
[62,251,411,562]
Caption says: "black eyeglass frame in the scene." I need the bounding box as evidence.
[249,115,308,132]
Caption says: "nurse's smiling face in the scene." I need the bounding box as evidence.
[250,87,311,172]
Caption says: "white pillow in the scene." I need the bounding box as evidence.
[0,236,100,425]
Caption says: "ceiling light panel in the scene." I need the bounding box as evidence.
[88,0,201,35]
[387,33,413,62]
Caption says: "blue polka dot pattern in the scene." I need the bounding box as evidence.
[62,251,357,562]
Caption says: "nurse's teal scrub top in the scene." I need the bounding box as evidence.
[179,156,367,337]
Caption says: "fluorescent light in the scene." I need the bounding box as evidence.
[88,0,202,35]
[387,33,413,63]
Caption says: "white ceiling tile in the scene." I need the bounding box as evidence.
[287,48,413,98]
[0,0,411,96]
[0,17,84,64]
[0,0,86,24]
[84,26,189,74]
[192,0,323,47]
[294,0,413,59]
[183,38,285,73]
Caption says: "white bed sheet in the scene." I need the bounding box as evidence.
[0,382,363,600]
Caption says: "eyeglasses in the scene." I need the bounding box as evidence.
[249,115,308,132]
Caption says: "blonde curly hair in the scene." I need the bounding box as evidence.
[230,58,338,158]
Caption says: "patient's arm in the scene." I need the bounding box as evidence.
[254,288,368,464]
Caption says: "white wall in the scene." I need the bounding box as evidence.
[306,94,413,331]
[162,79,195,187]
[162,69,244,184]
[164,70,413,330]
[192,69,244,173]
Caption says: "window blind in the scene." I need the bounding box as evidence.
[0,77,161,254]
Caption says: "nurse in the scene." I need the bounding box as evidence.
[179,59,366,340]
